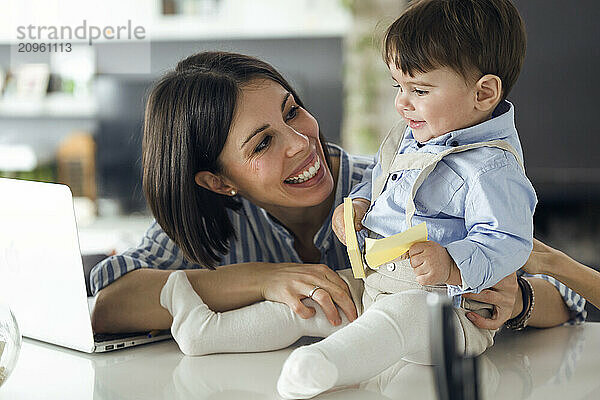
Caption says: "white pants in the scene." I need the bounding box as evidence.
[362,257,496,363]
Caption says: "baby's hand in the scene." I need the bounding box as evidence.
[332,198,370,245]
[408,241,459,286]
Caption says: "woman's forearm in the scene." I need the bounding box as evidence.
[92,263,267,333]
[516,277,570,328]
[92,261,358,334]
[545,252,600,309]
[525,238,600,310]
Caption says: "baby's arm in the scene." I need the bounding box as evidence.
[446,161,537,293]
[160,269,361,356]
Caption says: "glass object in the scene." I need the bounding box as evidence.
[0,303,22,388]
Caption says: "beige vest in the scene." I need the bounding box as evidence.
[371,122,524,228]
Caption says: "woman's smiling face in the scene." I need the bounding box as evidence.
[217,79,335,210]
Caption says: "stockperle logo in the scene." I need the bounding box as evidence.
[16,20,146,45]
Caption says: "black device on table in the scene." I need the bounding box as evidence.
[428,294,479,400]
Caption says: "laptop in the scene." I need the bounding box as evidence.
[0,177,171,353]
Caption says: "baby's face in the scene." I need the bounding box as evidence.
[389,63,485,143]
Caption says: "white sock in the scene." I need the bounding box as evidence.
[277,290,441,399]
[159,269,361,356]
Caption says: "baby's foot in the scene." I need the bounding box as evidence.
[277,347,338,399]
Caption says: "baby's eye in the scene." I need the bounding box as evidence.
[254,135,272,153]
[413,89,428,96]
[285,105,299,122]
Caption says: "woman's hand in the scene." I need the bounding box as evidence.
[462,272,520,330]
[332,198,370,245]
[256,262,359,326]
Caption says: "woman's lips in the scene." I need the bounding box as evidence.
[284,157,321,184]
[285,153,317,180]
[283,158,325,188]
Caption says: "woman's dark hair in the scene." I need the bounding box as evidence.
[143,51,331,267]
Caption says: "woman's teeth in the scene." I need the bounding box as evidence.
[284,159,320,184]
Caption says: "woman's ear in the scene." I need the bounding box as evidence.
[194,171,237,196]
[475,74,502,112]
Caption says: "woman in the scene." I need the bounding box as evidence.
[90,51,585,338]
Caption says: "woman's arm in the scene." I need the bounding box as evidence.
[92,265,254,333]
[92,262,358,333]
[523,238,600,309]
[518,277,571,327]
[463,238,598,330]
[160,270,362,356]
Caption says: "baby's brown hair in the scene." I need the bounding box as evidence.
[383,0,526,100]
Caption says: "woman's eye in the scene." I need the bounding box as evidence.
[285,105,299,121]
[254,135,272,153]
[413,89,428,96]
[392,83,401,90]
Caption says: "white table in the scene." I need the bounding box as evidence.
[1,323,599,399]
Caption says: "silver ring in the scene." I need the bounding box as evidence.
[308,285,322,298]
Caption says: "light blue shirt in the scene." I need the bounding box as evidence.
[351,101,538,296]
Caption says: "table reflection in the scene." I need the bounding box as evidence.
[1,324,593,400]
[160,326,586,400]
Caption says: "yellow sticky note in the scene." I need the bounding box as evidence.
[364,222,428,268]
[343,197,365,279]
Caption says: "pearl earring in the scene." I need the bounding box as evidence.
[230,190,237,196]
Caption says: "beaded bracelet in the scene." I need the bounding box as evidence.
[505,276,535,331]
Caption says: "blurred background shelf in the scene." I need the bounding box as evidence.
[0,94,97,118]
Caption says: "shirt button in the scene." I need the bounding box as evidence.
[386,263,396,271]
[450,140,459,147]
[391,173,398,181]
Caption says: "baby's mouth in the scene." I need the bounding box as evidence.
[408,119,426,129]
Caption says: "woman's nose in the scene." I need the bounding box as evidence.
[285,128,309,158]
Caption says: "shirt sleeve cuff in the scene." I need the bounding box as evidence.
[446,241,483,293]
[458,269,471,291]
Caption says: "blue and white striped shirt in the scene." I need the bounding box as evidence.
[89,144,586,324]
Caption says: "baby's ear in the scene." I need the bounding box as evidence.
[475,74,502,112]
